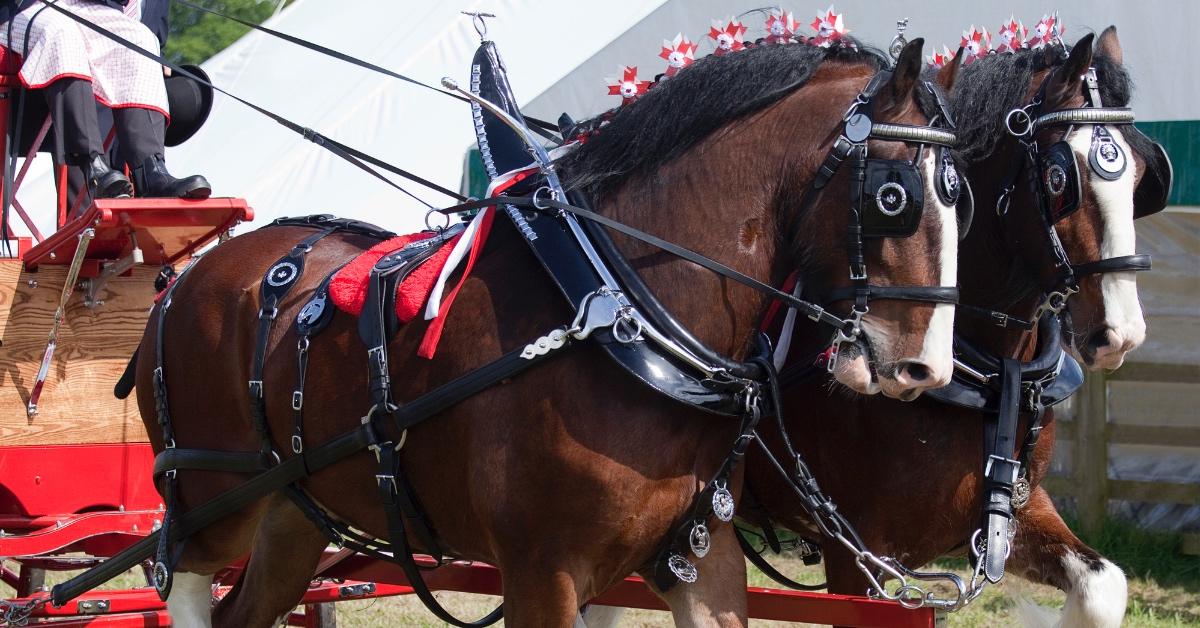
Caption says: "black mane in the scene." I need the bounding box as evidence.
[947,44,1141,163]
[558,41,888,197]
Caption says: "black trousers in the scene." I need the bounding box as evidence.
[44,77,165,210]
[44,77,165,166]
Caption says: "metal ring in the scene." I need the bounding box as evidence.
[1005,108,1033,137]
[895,585,927,609]
[612,315,643,344]
[531,186,558,210]
[425,207,451,232]
[875,182,908,216]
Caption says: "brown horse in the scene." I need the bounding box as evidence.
[137,39,961,628]
[742,28,1166,627]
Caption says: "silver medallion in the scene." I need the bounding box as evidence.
[1011,476,1032,509]
[712,484,735,522]
[667,553,699,583]
[689,522,711,558]
[266,261,298,287]
[942,160,960,197]
[152,561,170,593]
[1044,164,1068,197]
[875,182,908,216]
[297,296,325,326]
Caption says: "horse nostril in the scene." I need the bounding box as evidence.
[902,362,930,382]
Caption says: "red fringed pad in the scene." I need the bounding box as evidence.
[329,232,462,322]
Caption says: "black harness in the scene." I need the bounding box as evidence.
[51,40,969,622]
[748,63,1174,607]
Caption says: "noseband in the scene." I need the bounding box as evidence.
[796,70,962,371]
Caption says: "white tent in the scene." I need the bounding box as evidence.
[11,0,669,237]
[10,0,1197,237]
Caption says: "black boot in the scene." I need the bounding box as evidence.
[131,154,212,199]
[83,153,134,199]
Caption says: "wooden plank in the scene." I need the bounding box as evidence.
[1108,424,1200,449]
[1181,533,1200,556]
[0,261,154,445]
[1074,370,1109,536]
[1106,361,1200,384]
[1109,480,1200,506]
[1039,474,1075,497]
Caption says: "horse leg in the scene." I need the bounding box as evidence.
[209,495,329,628]
[1010,486,1126,628]
[653,523,749,628]
[496,564,586,628]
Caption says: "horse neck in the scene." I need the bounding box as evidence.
[599,124,791,359]
[959,138,1046,361]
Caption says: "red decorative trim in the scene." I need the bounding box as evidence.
[16,72,170,121]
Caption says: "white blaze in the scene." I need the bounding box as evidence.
[1067,127,1146,353]
[916,151,957,386]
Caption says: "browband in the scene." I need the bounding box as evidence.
[1033,107,1135,131]
[869,123,958,147]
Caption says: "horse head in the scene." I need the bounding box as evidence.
[786,39,965,400]
[954,29,1171,370]
[1048,29,1169,369]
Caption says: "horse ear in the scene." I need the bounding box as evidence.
[935,46,965,91]
[877,37,924,114]
[1047,33,1095,106]
[1097,26,1123,65]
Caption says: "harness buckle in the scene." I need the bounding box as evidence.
[292,391,304,411]
[259,307,279,321]
[849,264,867,281]
[248,380,264,400]
[984,454,1021,485]
[291,435,303,454]
[375,472,397,492]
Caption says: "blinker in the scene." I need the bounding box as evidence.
[856,159,924,238]
[1039,141,1080,223]
[1131,130,1174,219]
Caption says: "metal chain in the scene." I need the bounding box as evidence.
[0,597,47,626]
[754,435,991,611]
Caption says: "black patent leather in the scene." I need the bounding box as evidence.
[926,316,1083,411]
[471,42,746,416]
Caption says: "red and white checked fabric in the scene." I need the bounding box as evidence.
[0,0,167,113]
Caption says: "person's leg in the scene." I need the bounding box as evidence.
[115,107,211,199]
[44,78,132,199]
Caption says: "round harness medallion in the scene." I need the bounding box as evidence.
[266,261,299,287]
[942,162,960,199]
[875,181,908,216]
[1044,164,1068,198]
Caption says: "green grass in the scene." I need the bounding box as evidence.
[8,519,1198,626]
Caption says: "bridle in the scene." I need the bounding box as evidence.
[794,69,965,372]
[982,64,1173,329]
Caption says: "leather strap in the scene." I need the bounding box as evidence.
[153,449,271,479]
[249,227,335,457]
[825,285,960,305]
[980,358,1021,583]
[1073,253,1152,277]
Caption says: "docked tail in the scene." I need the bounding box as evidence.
[114,348,138,399]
